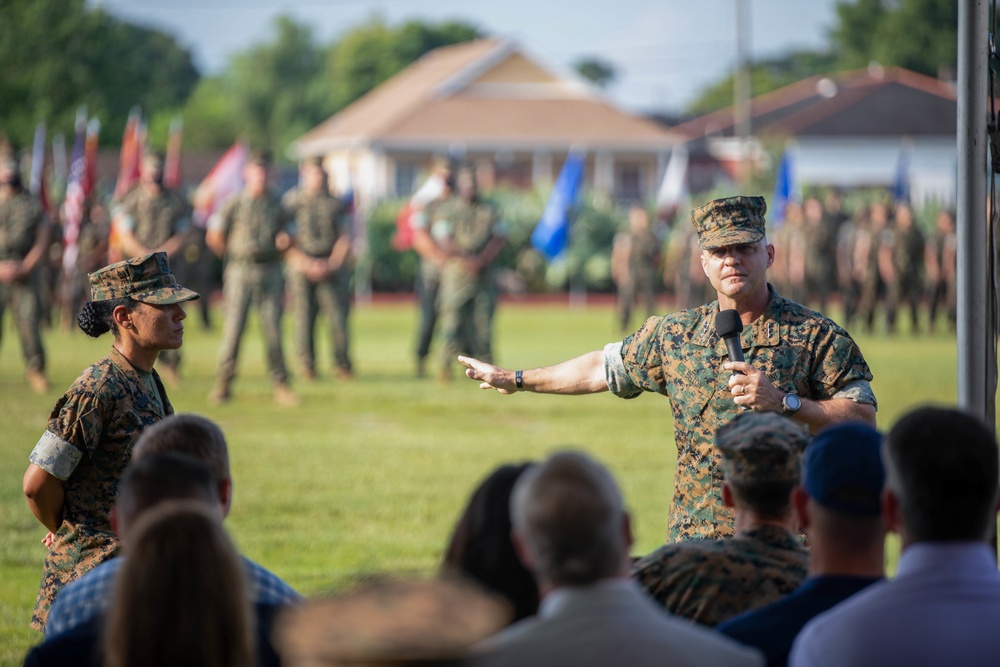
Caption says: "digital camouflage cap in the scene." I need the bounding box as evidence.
[88,252,199,305]
[715,411,809,484]
[692,195,767,250]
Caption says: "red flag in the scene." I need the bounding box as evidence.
[193,142,248,228]
[114,108,141,201]
[393,171,447,251]
[84,119,99,199]
[164,116,183,189]
[61,108,88,276]
[29,122,51,216]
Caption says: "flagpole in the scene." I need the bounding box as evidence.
[568,199,586,309]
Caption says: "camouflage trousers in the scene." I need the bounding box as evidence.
[885,271,923,333]
[415,268,440,360]
[0,276,45,372]
[928,278,957,330]
[215,262,289,387]
[287,267,352,374]
[31,523,119,631]
[438,266,496,373]
[617,270,657,332]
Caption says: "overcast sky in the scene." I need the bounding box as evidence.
[90,0,841,113]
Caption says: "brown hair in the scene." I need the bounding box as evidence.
[132,413,230,483]
[103,501,253,667]
[442,462,539,622]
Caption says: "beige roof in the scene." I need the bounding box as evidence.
[293,38,678,155]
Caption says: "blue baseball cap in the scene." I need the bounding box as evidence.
[803,422,885,516]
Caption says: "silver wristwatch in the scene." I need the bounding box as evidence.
[782,393,801,416]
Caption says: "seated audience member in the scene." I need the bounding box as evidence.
[24,453,220,667]
[633,412,809,627]
[790,406,1000,667]
[442,462,540,623]
[104,501,253,667]
[718,422,886,667]
[473,451,763,667]
[276,577,510,667]
[45,414,299,646]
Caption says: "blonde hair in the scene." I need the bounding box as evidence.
[103,501,253,667]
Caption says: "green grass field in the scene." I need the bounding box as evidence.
[0,299,959,664]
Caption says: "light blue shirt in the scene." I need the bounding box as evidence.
[790,542,1000,667]
[45,554,300,638]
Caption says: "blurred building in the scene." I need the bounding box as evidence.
[674,66,958,208]
[291,38,680,209]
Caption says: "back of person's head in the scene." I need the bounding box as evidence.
[442,462,539,622]
[716,412,810,520]
[104,501,253,667]
[511,451,628,588]
[132,413,230,484]
[276,577,509,667]
[115,452,218,538]
[801,422,886,550]
[885,406,999,542]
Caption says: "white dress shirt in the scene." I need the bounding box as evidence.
[790,542,1000,667]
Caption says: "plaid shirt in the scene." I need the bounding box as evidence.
[45,555,300,638]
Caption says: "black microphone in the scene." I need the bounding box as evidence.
[715,309,745,374]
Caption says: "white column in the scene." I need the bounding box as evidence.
[532,150,553,188]
[594,151,615,198]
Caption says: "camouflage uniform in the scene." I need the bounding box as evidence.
[927,226,957,331]
[211,192,291,388]
[0,189,47,373]
[804,208,839,313]
[28,347,172,630]
[835,215,861,327]
[435,196,504,373]
[616,226,660,331]
[856,219,890,333]
[282,187,353,375]
[412,200,446,364]
[886,223,925,334]
[633,411,810,626]
[66,209,110,326]
[604,285,875,541]
[26,252,196,630]
[115,186,191,370]
[633,524,808,627]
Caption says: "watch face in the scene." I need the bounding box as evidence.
[785,394,801,412]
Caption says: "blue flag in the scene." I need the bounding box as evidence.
[771,150,795,227]
[532,151,585,259]
[892,145,911,204]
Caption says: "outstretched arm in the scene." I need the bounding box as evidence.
[459,350,608,395]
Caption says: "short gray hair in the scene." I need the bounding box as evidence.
[510,451,626,586]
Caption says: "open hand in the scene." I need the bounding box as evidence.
[458,356,518,394]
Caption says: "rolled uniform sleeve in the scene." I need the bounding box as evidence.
[807,327,877,411]
[604,341,642,398]
[29,384,103,481]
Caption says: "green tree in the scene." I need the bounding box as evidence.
[326,17,481,110]
[830,0,888,70]
[866,0,957,77]
[175,77,240,150]
[218,15,330,159]
[686,0,958,116]
[687,51,837,116]
[0,0,198,147]
[574,57,617,89]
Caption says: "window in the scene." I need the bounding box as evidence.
[394,161,420,197]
